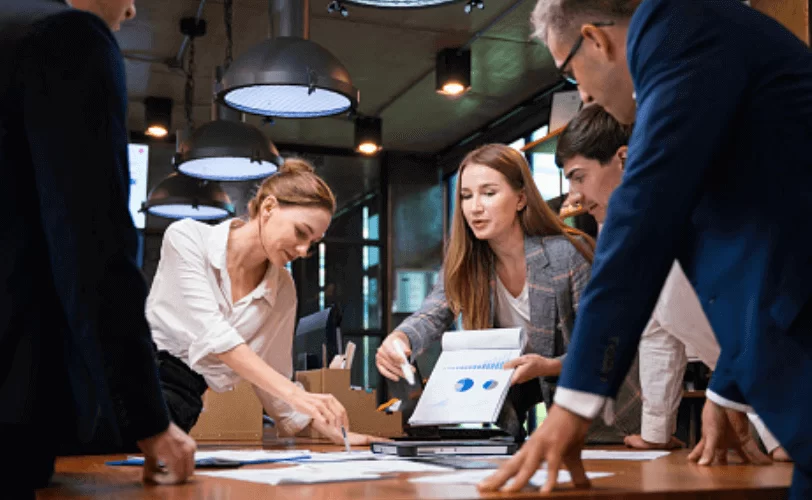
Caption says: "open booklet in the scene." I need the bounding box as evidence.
[408,328,525,427]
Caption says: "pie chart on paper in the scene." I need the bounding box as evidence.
[455,378,474,392]
[482,380,499,390]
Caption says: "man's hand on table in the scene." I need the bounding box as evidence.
[624,434,685,450]
[687,399,772,466]
[136,422,197,485]
[478,404,592,493]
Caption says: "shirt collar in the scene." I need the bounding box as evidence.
[207,218,280,306]
[207,218,236,271]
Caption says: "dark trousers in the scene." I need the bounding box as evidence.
[154,350,208,433]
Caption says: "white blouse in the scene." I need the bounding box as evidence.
[494,275,532,331]
[146,218,310,435]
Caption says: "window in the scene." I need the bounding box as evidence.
[529,125,569,200]
[507,137,526,152]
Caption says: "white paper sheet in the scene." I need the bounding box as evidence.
[298,451,397,462]
[441,328,525,351]
[124,449,309,464]
[199,467,379,485]
[199,460,452,486]
[581,450,670,461]
[409,469,613,486]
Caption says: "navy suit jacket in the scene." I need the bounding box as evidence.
[560,0,812,417]
[0,0,169,443]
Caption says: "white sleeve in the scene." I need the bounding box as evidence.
[554,387,610,421]
[706,389,753,413]
[747,413,781,453]
[251,277,312,436]
[638,317,687,443]
[155,225,246,370]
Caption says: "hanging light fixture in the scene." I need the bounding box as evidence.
[175,0,283,181]
[355,115,382,155]
[142,17,233,221]
[142,173,235,220]
[436,47,471,96]
[144,96,172,138]
[218,0,358,118]
[340,0,465,7]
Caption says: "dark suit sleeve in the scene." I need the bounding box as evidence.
[557,0,748,402]
[23,12,170,442]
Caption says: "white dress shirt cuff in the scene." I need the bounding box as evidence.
[277,412,313,437]
[641,410,677,445]
[747,413,781,453]
[706,389,753,413]
[554,387,614,424]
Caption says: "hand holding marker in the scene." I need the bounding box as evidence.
[393,339,415,385]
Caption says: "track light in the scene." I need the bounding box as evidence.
[355,115,382,155]
[463,0,484,13]
[436,48,471,96]
[144,97,173,138]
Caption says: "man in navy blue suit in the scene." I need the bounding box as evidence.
[480,0,812,497]
[1,0,195,495]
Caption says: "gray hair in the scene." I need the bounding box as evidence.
[530,0,641,43]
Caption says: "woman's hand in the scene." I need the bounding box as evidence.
[376,331,415,382]
[504,354,562,385]
[310,419,391,446]
[286,387,349,434]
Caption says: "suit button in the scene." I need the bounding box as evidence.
[708,297,716,305]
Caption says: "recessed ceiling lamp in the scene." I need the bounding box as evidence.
[144,96,172,138]
[355,115,382,155]
[436,48,471,96]
[142,173,235,220]
[175,0,284,182]
[219,0,358,118]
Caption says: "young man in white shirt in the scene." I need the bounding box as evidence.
[555,104,789,460]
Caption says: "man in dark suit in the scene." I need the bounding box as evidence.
[480,0,812,498]
[0,0,195,495]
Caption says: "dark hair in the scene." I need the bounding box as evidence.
[554,104,633,168]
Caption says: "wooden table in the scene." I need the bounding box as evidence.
[37,441,793,499]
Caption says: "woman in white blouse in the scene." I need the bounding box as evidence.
[146,159,373,445]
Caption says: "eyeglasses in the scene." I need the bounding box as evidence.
[556,22,615,85]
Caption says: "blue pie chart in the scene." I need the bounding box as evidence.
[455,378,474,392]
[483,380,499,390]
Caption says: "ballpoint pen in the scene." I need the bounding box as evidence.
[341,425,351,453]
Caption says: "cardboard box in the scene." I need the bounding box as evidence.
[189,380,263,443]
[295,368,403,438]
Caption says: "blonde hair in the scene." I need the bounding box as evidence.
[247,158,336,218]
[445,144,595,330]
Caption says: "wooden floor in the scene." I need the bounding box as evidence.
[37,441,793,499]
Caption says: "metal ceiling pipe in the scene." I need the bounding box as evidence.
[276,0,310,39]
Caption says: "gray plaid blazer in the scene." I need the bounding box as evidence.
[396,235,642,443]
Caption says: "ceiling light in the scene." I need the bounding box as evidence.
[436,48,471,96]
[142,173,235,220]
[144,96,172,138]
[355,115,382,155]
[219,0,358,118]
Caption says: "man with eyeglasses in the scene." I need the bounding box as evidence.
[479,0,812,498]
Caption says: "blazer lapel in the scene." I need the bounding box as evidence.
[525,236,557,358]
